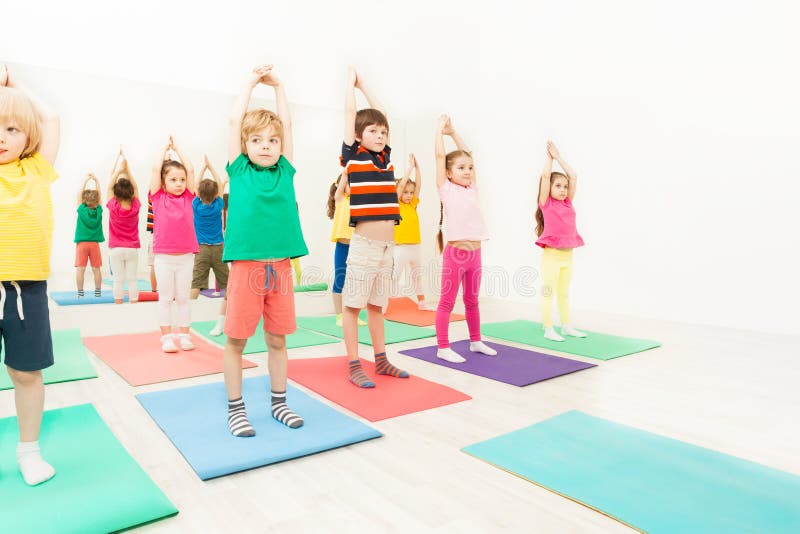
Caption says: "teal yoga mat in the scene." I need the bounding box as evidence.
[463,410,800,533]
[295,282,328,292]
[0,404,178,533]
[190,319,339,354]
[102,278,152,291]
[481,320,660,360]
[0,329,96,390]
[296,312,435,346]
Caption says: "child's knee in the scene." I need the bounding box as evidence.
[541,285,554,298]
[265,333,286,352]
[7,368,43,388]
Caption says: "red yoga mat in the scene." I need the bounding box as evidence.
[384,297,465,327]
[83,331,257,386]
[287,356,471,421]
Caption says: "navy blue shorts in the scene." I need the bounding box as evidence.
[0,281,54,372]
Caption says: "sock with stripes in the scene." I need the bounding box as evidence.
[77,289,84,298]
[270,390,304,428]
[348,359,375,388]
[227,397,255,437]
[374,352,409,378]
[94,288,101,297]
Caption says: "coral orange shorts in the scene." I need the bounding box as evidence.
[223,259,296,339]
[75,242,102,268]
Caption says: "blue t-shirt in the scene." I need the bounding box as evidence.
[192,196,224,245]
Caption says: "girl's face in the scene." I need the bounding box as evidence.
[358,123,388,153]
[550,176,569,200]
[246,126,282,168]
[400,184,415,204]
[0,119,29,164]
[447,156,474,187]
[163,168,188,195]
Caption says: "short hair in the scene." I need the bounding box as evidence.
[113,178,134,201]
[198,179,219,204]
[355,108,389,140]
[82,189,99,206]
[0,86,42,159]
[241,109,284,154]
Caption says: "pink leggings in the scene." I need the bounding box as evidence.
[436,245,483,348]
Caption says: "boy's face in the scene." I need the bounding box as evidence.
[163,168,188,196]
[0,119,28,164]
[446,156,474,187]
[357,123,388,153]
[246,126,282,167]
[550,177,569,200]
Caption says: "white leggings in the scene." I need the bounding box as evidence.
[154,253,194,327]
[393,243,423,296]
[109,247,139,301]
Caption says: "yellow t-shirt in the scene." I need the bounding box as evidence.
[395,196,421,244]
[0,153,59,281]
[330,195,354,242]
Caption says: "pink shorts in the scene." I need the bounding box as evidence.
[224,259,297,339]
[75,242,102,268]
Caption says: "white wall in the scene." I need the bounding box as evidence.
[2,1,797,334]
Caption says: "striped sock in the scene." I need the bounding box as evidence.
[94,288,101,297]
[77,289,84,297]
[348,360,375,388]
[227,397,255,437]
[271,390,304,428]
[374,352,409,378]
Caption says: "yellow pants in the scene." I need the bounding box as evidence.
[540,248,573,328]
[291,258,301,284]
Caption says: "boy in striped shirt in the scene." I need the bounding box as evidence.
[339,67,408,388]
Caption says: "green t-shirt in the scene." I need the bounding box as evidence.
[223,154,308,261]
[74,204,105,243]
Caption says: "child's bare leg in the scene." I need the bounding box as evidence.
[266,332,303,428]
[92,267,102,291]
[224,337,254,437]
[8,368,55,486]
[368,303,408,378]
[344,306,374,387]
[76,267,86,295]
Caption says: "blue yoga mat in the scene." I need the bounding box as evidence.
[463,410,800,533]
[137,376,382,480]
[50,291,116,305]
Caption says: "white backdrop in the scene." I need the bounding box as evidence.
[2,1,798,335]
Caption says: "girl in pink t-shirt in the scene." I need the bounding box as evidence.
[148,136,199,353]
[106,148,142,304]
[433,115,496,364]
[535,140,586,342]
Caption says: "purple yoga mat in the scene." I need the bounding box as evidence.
[200,288,226,298]
[399,340,596,387]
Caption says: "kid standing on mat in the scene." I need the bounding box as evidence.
[223,64,308,437]
[328,174,366,327]
[190,154,228,336]
[149,136,199,353]
[106,148,141,304]
[535,140,585,341]
[434,115,497,363]
[340,67,409,388]
[394,152,434,309]
[74,174,105,298]
[0,64,60,485]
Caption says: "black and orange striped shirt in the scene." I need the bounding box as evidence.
[340,142,400,227]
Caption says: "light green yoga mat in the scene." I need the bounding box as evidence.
[463,410,800,533]
[102,278,152,291]
[296,312,435,346]
[0,403,178,533]
[191,319,339,354]
[0,329,97,390]
[294,282,328,292]
[481,320,660,360]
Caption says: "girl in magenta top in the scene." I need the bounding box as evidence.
[106,148,142,304]
[535,140,586,342]
[148,136,199,353]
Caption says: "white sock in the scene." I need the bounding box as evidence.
[544,326,565,342]
[209,315,225,336]
[469,340,497,356]
[178,333,195,350]
[562,325,586,338]
[17,441,55,486]
[436,347,466,363]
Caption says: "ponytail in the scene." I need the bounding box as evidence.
[436,202,444,254]
[326,174,341,220]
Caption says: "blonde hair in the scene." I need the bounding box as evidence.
[240,109,284,154]
[0,86,43,159]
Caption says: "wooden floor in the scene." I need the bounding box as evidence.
[2,290,798,533]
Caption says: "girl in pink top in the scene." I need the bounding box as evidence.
[535,140,586,342]
[149,136,199,353]
[433,115,496,363]
[106,148,142,304]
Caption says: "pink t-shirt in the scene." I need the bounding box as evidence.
[535,196,585,249]
[438,179,489,241]
[106,197,141,249]
[151,189,199,254]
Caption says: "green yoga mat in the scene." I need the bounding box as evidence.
[294,282,328,292]
[0,403,178,533]
[296,312,435,346]
[191,319,339,354]
[464,410,800,533]
[102,278,152,291]
[481,320,660,360]
[0,329,97,390]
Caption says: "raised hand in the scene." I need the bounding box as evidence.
[0,64,8,87]
[346,66,357,87]
[546,140,560,160]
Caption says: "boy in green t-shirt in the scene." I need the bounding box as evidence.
[222,64,308,437]
[74,174,105,298]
